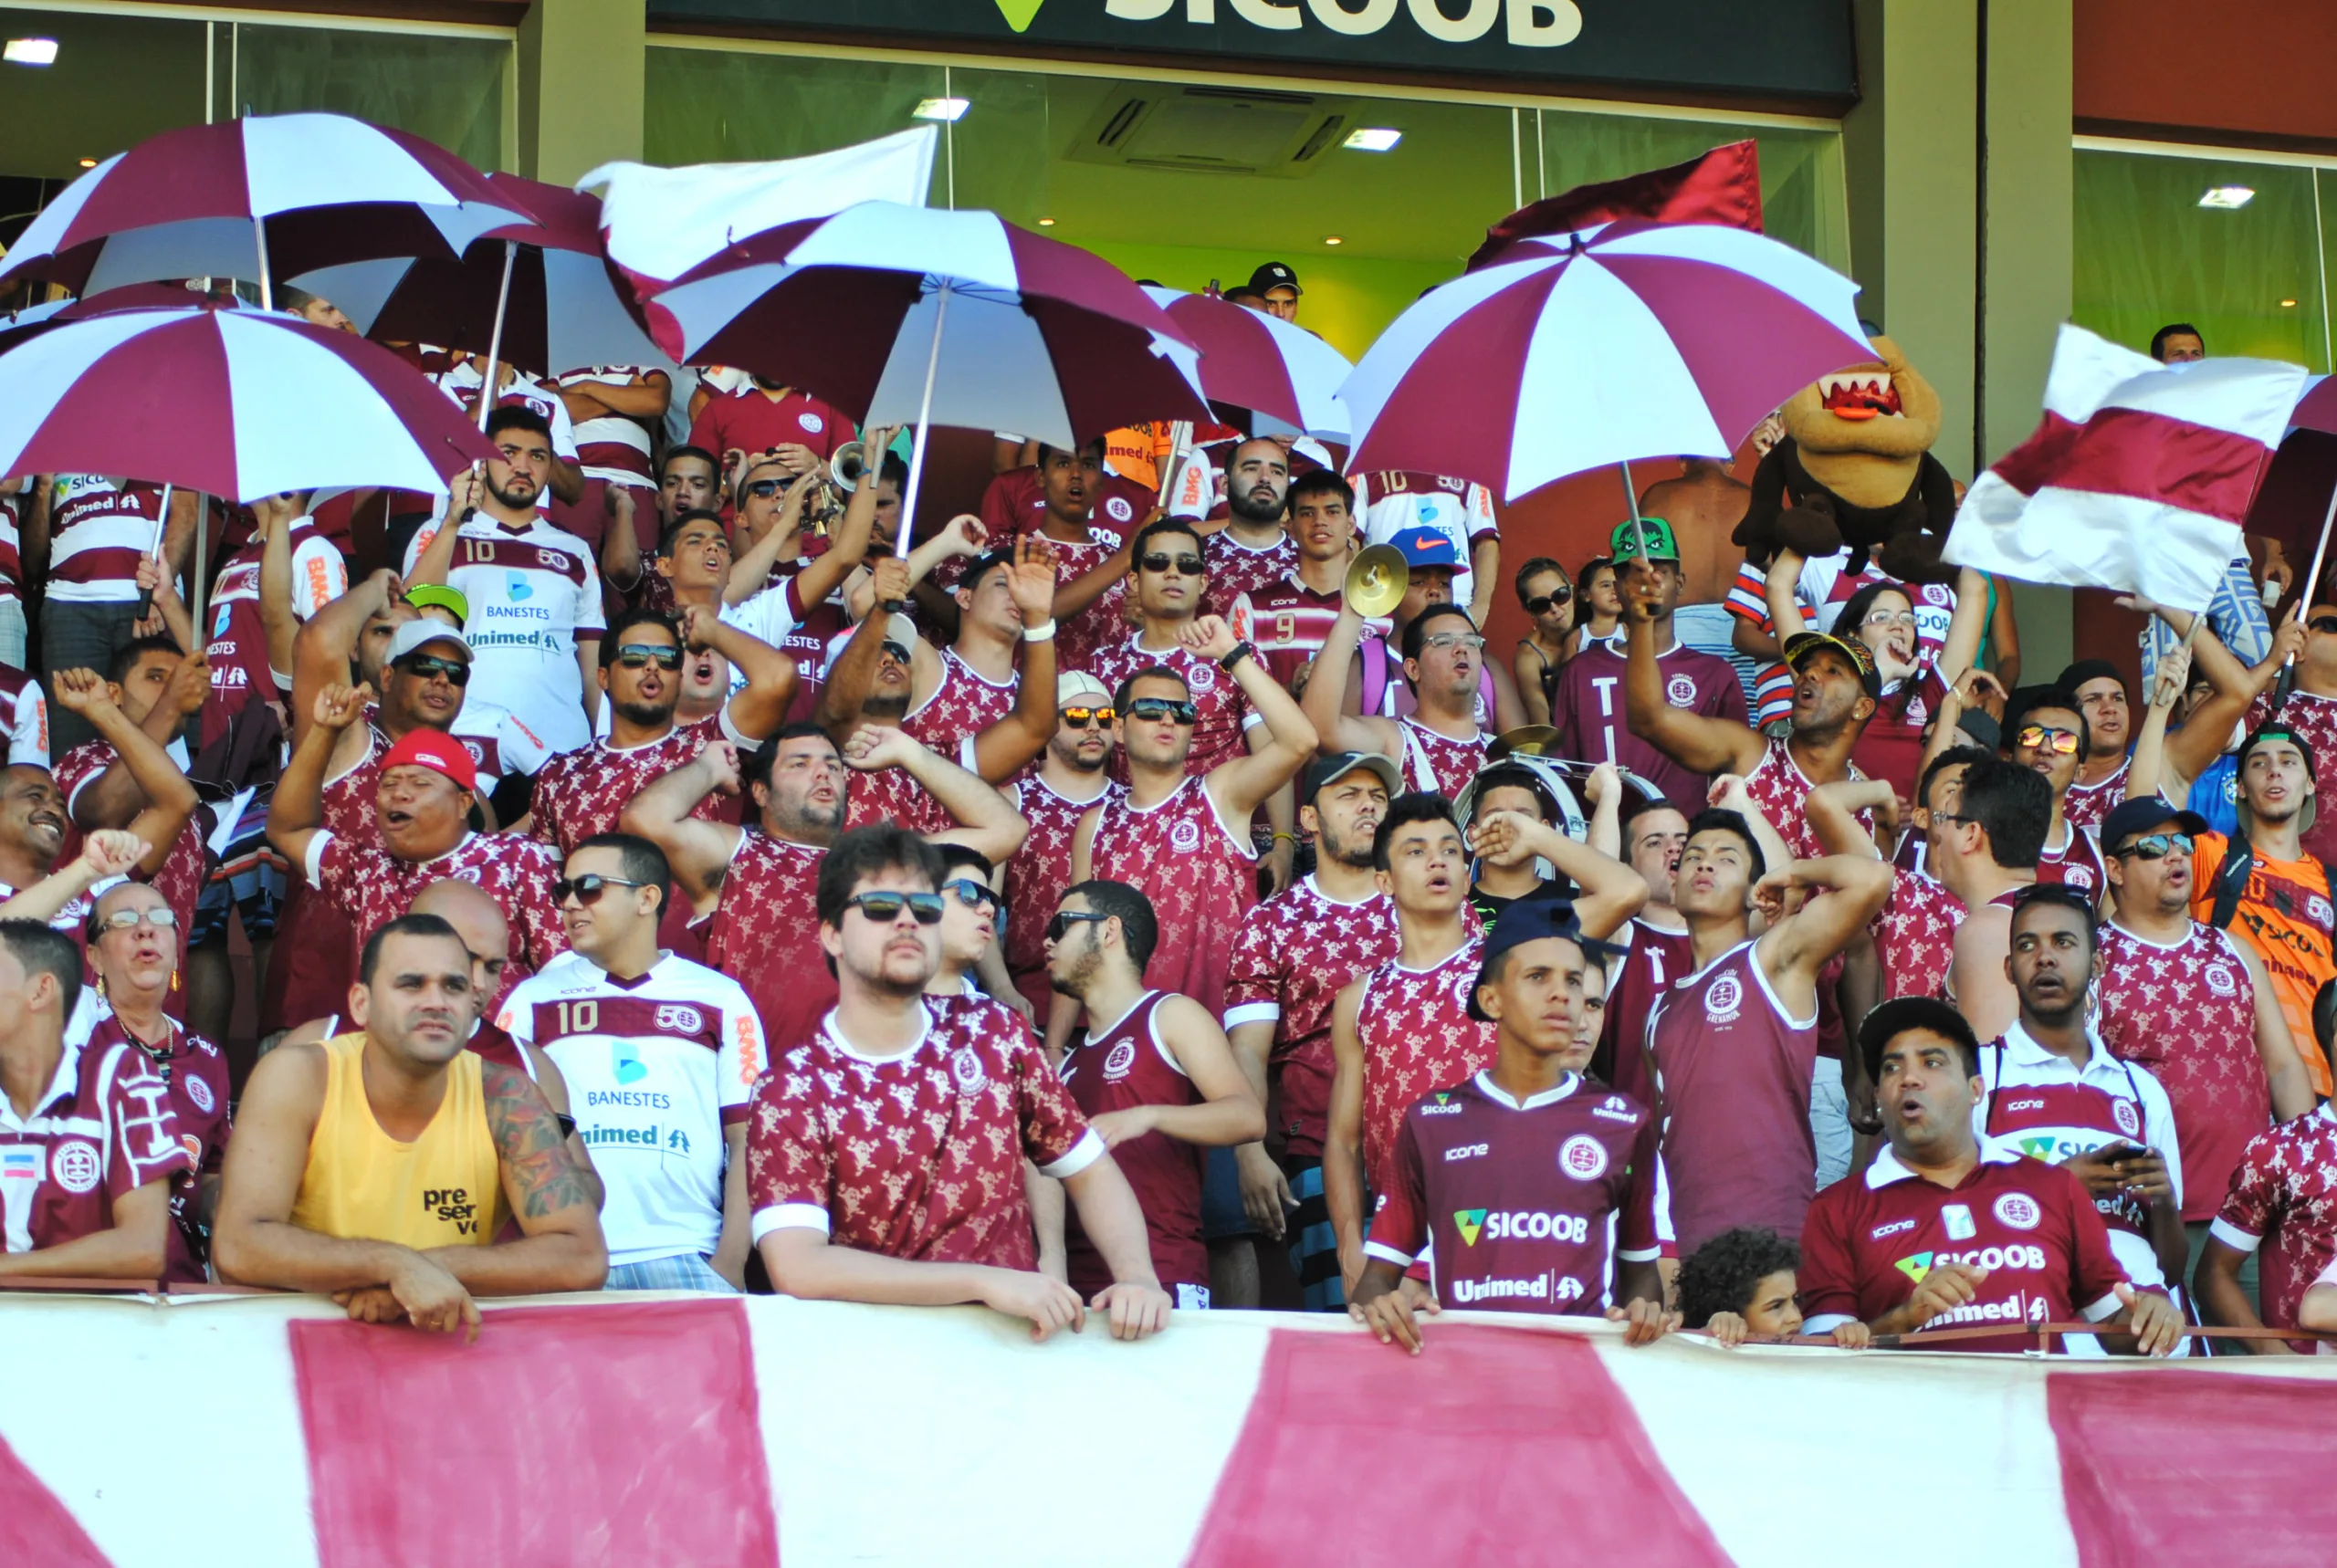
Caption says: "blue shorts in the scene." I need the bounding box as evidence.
[1200,1145,1255,1241]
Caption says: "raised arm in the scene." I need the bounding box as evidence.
[266,681,370,873]
[815,557,910,736]
[848,724,1030,866]
[1465,810,1648,939]
[600,484,645,592]
[290,565,397,748]
[616,741,749,916]
[1710,771,1800,882]
[62,653,206,834]
[967,535,1062,783]
[1750,854,1894,1009]
[1935,567,1992,690]
[1805,777,1896,860]
[254,495,307,689]
[1621,563,1764,777]
[1052,519,1142,622]
[1189,617,1320,822]
[1762,548,1811,642]
[677,603,797,743]
[0,831,144,925]
[402,468,478,591]
[1298,599,1401,758]
[51,668,200,878]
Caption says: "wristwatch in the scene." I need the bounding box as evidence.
[1218,640,1256,673]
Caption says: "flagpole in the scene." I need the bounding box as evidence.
[2272,481,2337,710]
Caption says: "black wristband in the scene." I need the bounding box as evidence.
[1219,640,1255,673]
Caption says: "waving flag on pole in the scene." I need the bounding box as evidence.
[1944,323,2310,610]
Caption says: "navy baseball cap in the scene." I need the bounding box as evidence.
[2099,795,2209,854]
[1466,894,1620,1023]
[1302,750,1401,803]
[1387,525,1462,570]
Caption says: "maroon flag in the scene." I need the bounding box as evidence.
[1468,140,1764,272]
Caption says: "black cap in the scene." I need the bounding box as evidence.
[1248,262,1302,297]
[1465,894,1621,1023]
[1858,996,1980,1087]
[2240,722,2318,779]
[2099,794,2209,854]
[1302,750,1401,803]
[2058,659,2124,694]
[1784,631,1882,699]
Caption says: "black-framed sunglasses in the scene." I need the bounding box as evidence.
[1525,590,1572,614]
[1139,552,1205,576]
[2311,616,2337,635]
[844,890,945,925]
[2112,831,2194,862]
[614,644,684,671]
[394,653,470,686]
[943,878,1005,912]
[745,478,787,498]
[552,873,651,906]
[880,640,913,665]
[1126,696,1198,726]
[1045,909,1111,944]
[1062,706,1115,727]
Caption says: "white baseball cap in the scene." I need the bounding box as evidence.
[387,621,471,664]
[1057,671,1113,708]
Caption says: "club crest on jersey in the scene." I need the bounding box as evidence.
[1922,583,1953,607]
[1993,1192,2042,1231]
[184,1075,215,1113]
[1666,674,1698,707]
[1557,1134,1609,1181]
[2204,963,2238,997]
[799,412,824,434]
[2062,865,2095,891]
[1187,659,1218,693]
[1703,972,1743,1023]
[1106,496,1135,523]
[1104,1040,1137,1080]
[2313,895,2335,930]
[949,1046,988,1093]
[656,1005,705,1035]
[2112,1098,2142,1140]
[52,1139,101,1194]
[461,739,487,765]
[1169,819,1201,853]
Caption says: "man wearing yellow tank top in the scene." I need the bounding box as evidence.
[215,914,605,1335]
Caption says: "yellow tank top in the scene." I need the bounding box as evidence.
[289,1034,509,1249]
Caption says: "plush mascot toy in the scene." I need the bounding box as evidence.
[1732,335,1959,583]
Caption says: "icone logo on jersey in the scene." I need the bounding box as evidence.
[1103,1039,1137,1080]
[1994,1191,2042,1231]
[1896,1244,2047,1281]
[1703,972,1742,1023]
[51,1139,101,1194]
[655,1005,704,1036]
[184,1075,215,1113]
[2204,963,2237,997]
[1444,1143,1489,1162]
[1557,1134,1608,1182]
[1870,1218,1915,1240]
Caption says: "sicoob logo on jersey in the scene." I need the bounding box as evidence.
[1703,973,1743,1023]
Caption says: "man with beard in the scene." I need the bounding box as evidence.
[747,827,1172,1342]
[623,725,1025,1052]
[1200,438,1296,618]
[2000,685,2107,895]
[1306,601,1495,803]
[1002,674,1117,1017]
[2062,660,2134,831]
[405,407,604,755]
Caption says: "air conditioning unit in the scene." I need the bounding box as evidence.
[1065,86,1359,178]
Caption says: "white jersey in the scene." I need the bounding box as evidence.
[451,696,556,787]
[498,950,768,1266]
[403,513,605,755]
[1351,471,1497,612]
[433,361,581,484]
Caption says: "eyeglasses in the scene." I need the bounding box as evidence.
[2311,616,2337,635]
[1860,611,1919,631]
[93,906,178,934]
[1045,909,1111,943]
[745,479,786,498]
[1125,696,1198,726]
[552,873,650,906]
[943,879,1004,912]
[614,644,683,671]
[2016,724,2080,756]
[2113,831,2194,862]
[1524,591,1571,614]
[394,654,470,686]
[844,890,945,925]
[1061,706,1115,727]
[1421,632,1487,653]
[1139,552,1205,576]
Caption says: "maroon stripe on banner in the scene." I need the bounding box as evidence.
[1986,410,2084,498]
[2037,405,2274,524]
[294,1298,779,1568]
[0,1431,116,1566]
[1185,1326,1730,1566]
[2049,1367,2337,1563]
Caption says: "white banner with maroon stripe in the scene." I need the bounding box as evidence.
[5,1291,2337,1565]
[1944,323,2311,610]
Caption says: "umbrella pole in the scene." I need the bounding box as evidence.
[190,493,206,650]
[2272,480,2337,709]
[1620,458,1653,565]
[255,224,271,312]
[139,484,172,623]
[477,240,517,434]
[894,279,952,564]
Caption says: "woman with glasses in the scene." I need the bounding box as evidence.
[1511,557,1577,727]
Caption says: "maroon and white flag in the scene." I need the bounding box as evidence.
[1945,324,2310,609]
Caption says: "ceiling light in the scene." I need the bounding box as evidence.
[5,37,58,66]
[1343,127,1402,152]
[1323,236,1344,246]
[77,157,96,168]
[912,97,970,123]
[2198,185,2256,209]
[1036,217,1055,227]
[2281,298,2299,308]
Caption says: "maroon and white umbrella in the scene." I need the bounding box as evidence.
[1140,284,1354,442]
[0,303,500,499]
[1338,220,1873,500]
[0,112,523,308]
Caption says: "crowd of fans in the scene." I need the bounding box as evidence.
[5,282,2337,1360]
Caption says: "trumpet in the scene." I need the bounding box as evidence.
[830,440,870,495]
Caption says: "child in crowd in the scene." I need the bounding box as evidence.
[1677,1227,1871,1349]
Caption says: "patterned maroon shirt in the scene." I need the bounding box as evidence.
[1089,635,1257,780]
[748,997,1103,1270]
[903,649,1017,760]
[1058,990,1205,1292]
[1088,778,1259,1019]
[0,1034,190,1256]
[2063,755,2130,831]
[83,1011,229,1280]
[842,762,954,837]
[2037,823,2107,897]
[1222,877,1399,1159]
[2213,1104,2337,1341]
[529,715,732,855]
[306,829,568,982]
[58,739,206,1019]
[1876,868,1963,1002]
[706,830,833,1055]
[1394,718,1489,800]
[1357,938,1497,1191]
[1003,776,1115,1016]
[1745,735,1869,863]
[1201,529,1297,620]
[2098,920,2270,1223]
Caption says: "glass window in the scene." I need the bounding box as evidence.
[0,7,207,246]
[229,24,510,174]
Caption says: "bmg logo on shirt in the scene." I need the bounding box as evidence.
[424,1186,481,1236]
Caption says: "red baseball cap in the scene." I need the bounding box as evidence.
[379,728,478,794]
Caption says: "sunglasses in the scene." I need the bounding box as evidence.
[2311,616,2337,635]
[93,905,178,934]
[1139,552,1205,576]
[1045,909,1111,944]
[2113,831,2194,862]
[1062,706,1115,727]
[615,644,684,671]
[1126,696,1198,726]
[745,478,787,498]
[943,879,1005,912]
[844,890,945,925]
[880,640,913,665]
[395,654,470,686]
[1524,591,1571,614]
[2016,724,2080,755]
[552,873,650,905]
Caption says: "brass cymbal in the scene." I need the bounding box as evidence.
[1344,543,1409,619]
[1488,725,1562,761]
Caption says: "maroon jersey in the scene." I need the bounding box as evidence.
[0,1032,190,1257]
[841,761,954,837]
[747,997,1103,1270]
[1088,778,1258,1019]
[976,466,1151,545]
[1090,635,1256,780]
[2213,1104,2337,1343]
[1975,1029,2179,1255]
[2097,921,2267,1223]
[1201,529,1297,619]
[1394,717,1488,800]
[1223,877,1400,1158]
[2251,688,2337,867]
[1798,1147,2133,1353]
[1591,918,1693,1108]
[263,726,384,1033]
[1234,573,1344,690]
[971,468,1148,674]
[705,830,834,1054]
[1745,735,1868,862]
[529,716,731,855]
[1057,990,1205,1293]
[1003,777,1114,1017]
[2063,755,2130,831]
[1876,868,1963,1002]
[1357,938,1497,1190]
[1049,532,1135,674]
[1646,938,1819,1252]
[1549,641,1747,813]
[202,515,346,744]
[2037,822,2106,896]
[1849,666,1949,800]
[58,740,206,1019]
[307,829,568,984]
[83,1012,229,1280]
[687,385,854,464]
[903,649,1017,760]
[1366,1071,1661,1314]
